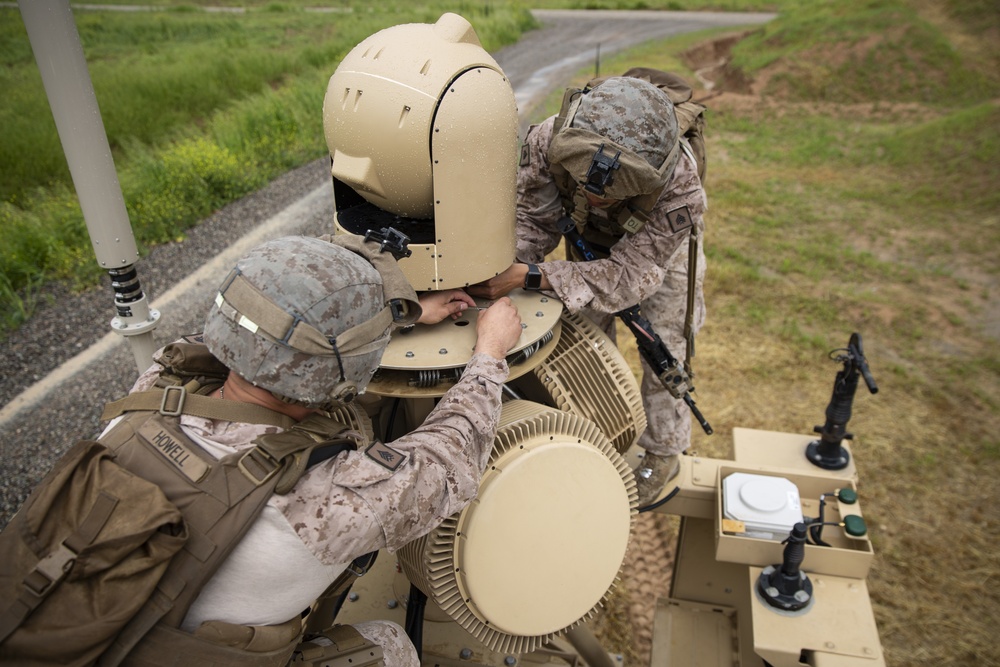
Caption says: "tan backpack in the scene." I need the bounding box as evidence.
[0,343,366,666]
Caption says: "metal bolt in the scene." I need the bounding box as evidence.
[439,348,448,355]
[765,587,779,598]
[405,351,414,358]
[387,599,398,609]
[535,311,544,317]
[794,590,811,603]
[504,657,517,666]
[460,648,473,660]
[521,323,527,329]
[348,592,359,602]
[540,297,549,303]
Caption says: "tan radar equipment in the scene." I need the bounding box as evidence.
[397,401,636,654]
[526,310,647,454]
[319,13,886,667]
[323,13,519,291]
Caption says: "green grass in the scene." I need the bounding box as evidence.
[506,0,795,9]
[91,0,801,9]
[0,2,538,332]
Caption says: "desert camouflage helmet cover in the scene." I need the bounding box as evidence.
[549,76,680,201]
[203,235,420,407]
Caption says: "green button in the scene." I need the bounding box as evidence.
[843,514,867,537]
[837,488,858,504]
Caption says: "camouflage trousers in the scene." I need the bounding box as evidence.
[584,232,706,457]
[355,620,418,666]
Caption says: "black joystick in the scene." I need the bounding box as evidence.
[806,332,878,470]
[757,522,813,612]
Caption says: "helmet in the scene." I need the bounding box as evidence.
[549,76,680,202]
[203,235,418,407]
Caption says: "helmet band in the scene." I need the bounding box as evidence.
[215,268,394,359]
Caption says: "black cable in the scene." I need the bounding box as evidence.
[810,494,829,546]
[807,521,842,547]
[806,492,842,546]
[384,397,401,442]
[404,584,427,661]
[638,484,681,513]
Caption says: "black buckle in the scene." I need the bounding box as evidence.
[347,552,377,577]
[364,227,412,260]
[584,143,621,196]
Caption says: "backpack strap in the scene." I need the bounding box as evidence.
[103,341,296,428]
[101,384,295,429]
[303,551,379,637]
[245,412,364,495]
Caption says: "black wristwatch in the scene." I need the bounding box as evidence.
[523,264,542,290]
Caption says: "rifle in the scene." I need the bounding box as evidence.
[557,216,713,435]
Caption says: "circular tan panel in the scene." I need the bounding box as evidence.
[456,436,632,636]
[366,320,560,399]
[379,289,562,370]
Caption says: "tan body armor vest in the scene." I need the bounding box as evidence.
[97,344,371,666]
[1,341,384,666]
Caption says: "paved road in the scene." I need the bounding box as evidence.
[0,9,773,525]
[497,9,773,136]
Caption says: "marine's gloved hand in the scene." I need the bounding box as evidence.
[417,289,476,324]
[468,263,533,300]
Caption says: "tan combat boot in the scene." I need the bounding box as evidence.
[634,453,680,507]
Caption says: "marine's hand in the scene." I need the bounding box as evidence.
[417,289,476,324]
[474,297,522,360]
[467,263,528,300]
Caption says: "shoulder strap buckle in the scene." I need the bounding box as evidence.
[236,447,282,487]
[24,543,76,597]
[159,385,186,417]
[346,551,377,577]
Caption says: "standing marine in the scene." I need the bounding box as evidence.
[470,73,709,505]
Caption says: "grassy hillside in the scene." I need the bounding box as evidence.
[527,1,997,664]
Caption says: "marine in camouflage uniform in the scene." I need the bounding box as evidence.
[473,77,707,505]
[120,350,508,666]
[107,236,523,667]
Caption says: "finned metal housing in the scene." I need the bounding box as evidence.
[398,400,637,654]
